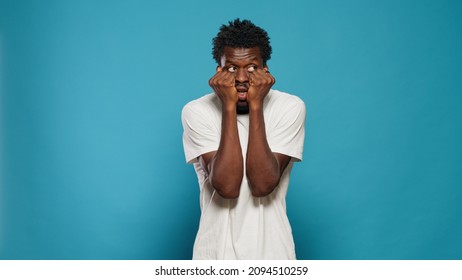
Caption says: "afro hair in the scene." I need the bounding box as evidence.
[212,19,272,65]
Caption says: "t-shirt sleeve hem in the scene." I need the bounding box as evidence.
[185,147,218,164]
[271,147,303,162]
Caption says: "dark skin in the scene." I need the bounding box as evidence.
[201,46,292,198]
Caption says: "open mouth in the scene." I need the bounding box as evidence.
[236,86,248,100]
[237,91,247,100]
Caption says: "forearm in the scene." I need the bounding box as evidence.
[209,108,243,198]
[246,105,281,197]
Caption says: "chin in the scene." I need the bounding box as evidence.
[236,102,249,114]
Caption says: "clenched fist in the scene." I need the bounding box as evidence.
[247,67,275,109]
[208,67,238,111]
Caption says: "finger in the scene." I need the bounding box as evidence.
[251,71,274,87]
[269,73,275,85]
[210,69,228,85]
[249,68,266,84]
[212,71,235,88]
[219,70,235,86]
[209,71,221,87]
[261,67,274,83]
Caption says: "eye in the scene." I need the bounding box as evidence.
[227,66,237,73]
[247,65,256,73]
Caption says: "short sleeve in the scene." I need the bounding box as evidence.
[182,103,220,164]
[267,97,306,162]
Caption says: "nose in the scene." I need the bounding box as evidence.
[235,68,249,83]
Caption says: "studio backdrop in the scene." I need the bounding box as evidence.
[1,0,461,259]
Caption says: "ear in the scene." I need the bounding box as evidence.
[216,65,222,72]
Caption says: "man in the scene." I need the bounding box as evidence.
[182,19,306,259]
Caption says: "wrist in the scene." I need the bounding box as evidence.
[223,103,237,114]
[248,100,264,111]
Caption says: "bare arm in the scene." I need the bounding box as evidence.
[245,68,291,197]
[246,104,291,197]
[200,68,243,199]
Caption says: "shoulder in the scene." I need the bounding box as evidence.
[182,93,220,119]
[183,92,217,111]
[265,89,305,111]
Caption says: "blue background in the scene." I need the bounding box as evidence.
[1,0,461,259]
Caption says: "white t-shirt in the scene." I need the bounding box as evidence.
[182,89,306,259]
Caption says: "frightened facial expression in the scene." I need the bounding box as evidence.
[220,47,264,114]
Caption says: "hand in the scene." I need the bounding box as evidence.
[209,67,238,111]
[247,67,275,109]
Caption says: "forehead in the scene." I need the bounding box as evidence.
[220,47,262,66]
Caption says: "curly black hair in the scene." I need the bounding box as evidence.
[212,19,272,65]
